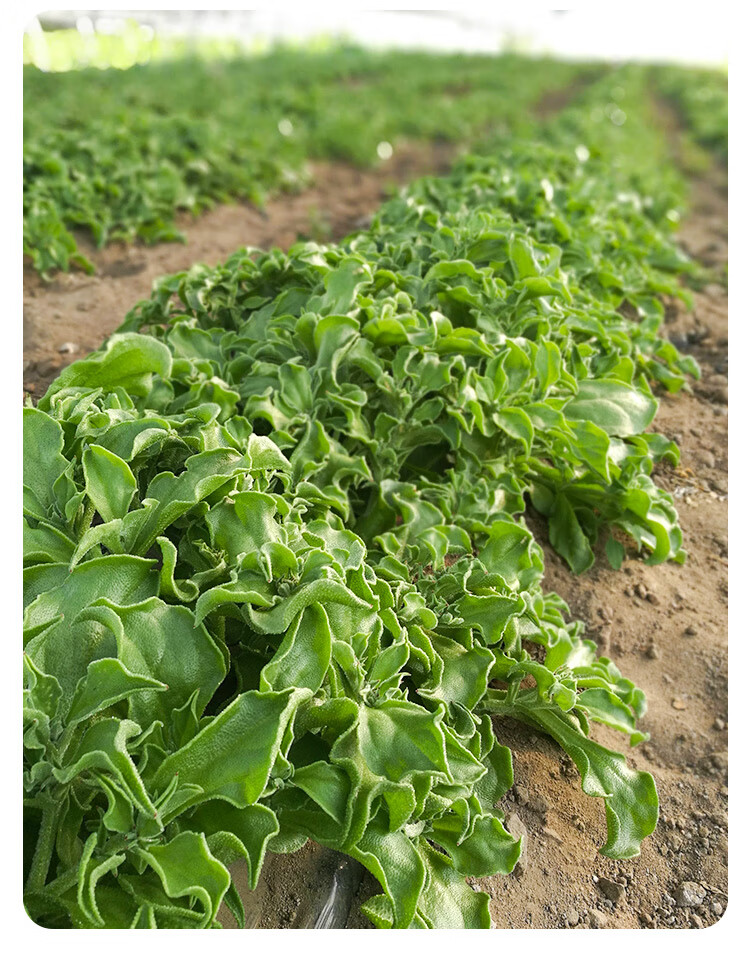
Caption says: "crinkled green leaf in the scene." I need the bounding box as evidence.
[39,334,172,410]
[513,700,658,859]
[564,379,657,437]
[154,690,303,810]
[138,832,230,929]
[67,658,167,727]
[75,597,226,726]
[260,602,332,694]
[82,445,137,522]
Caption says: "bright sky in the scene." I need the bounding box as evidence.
[234,9,729,66]
[32,8,729,67]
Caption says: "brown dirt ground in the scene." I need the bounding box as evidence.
[22,113,728,932]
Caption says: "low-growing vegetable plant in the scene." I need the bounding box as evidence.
[24,62,703,929]
[23,45,581,276]
[651,64,727,162]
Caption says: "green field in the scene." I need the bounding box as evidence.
[23,43,727,929]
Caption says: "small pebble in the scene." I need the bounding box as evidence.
[675,881,706,908]
[58,341,79,354]
[693,448,716,468]
[645,641,659,659]
[713,718,725,731]
[597,878,626,904]
[588,909,608,929]
[672,698,687,711]
[685,625,698,636]
[527,794,548,816]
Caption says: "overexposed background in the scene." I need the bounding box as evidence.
[26,8,728,67]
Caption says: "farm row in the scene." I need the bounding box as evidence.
[23,55,727,929]
[24,47,582,276]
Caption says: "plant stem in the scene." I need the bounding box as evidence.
[76,498,96,539]
[506,679,521,705]
[40,865,78,899]
[26,797,61,893]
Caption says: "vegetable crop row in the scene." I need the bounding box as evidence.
[25,64,700,928]
[651,64,727,162]
[24,46,581,277]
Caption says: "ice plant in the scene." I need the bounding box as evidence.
[23,63,720,928]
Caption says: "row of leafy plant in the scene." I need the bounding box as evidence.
[651,64,727,161]
[24,45,581,277]
[25,64,699,928]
